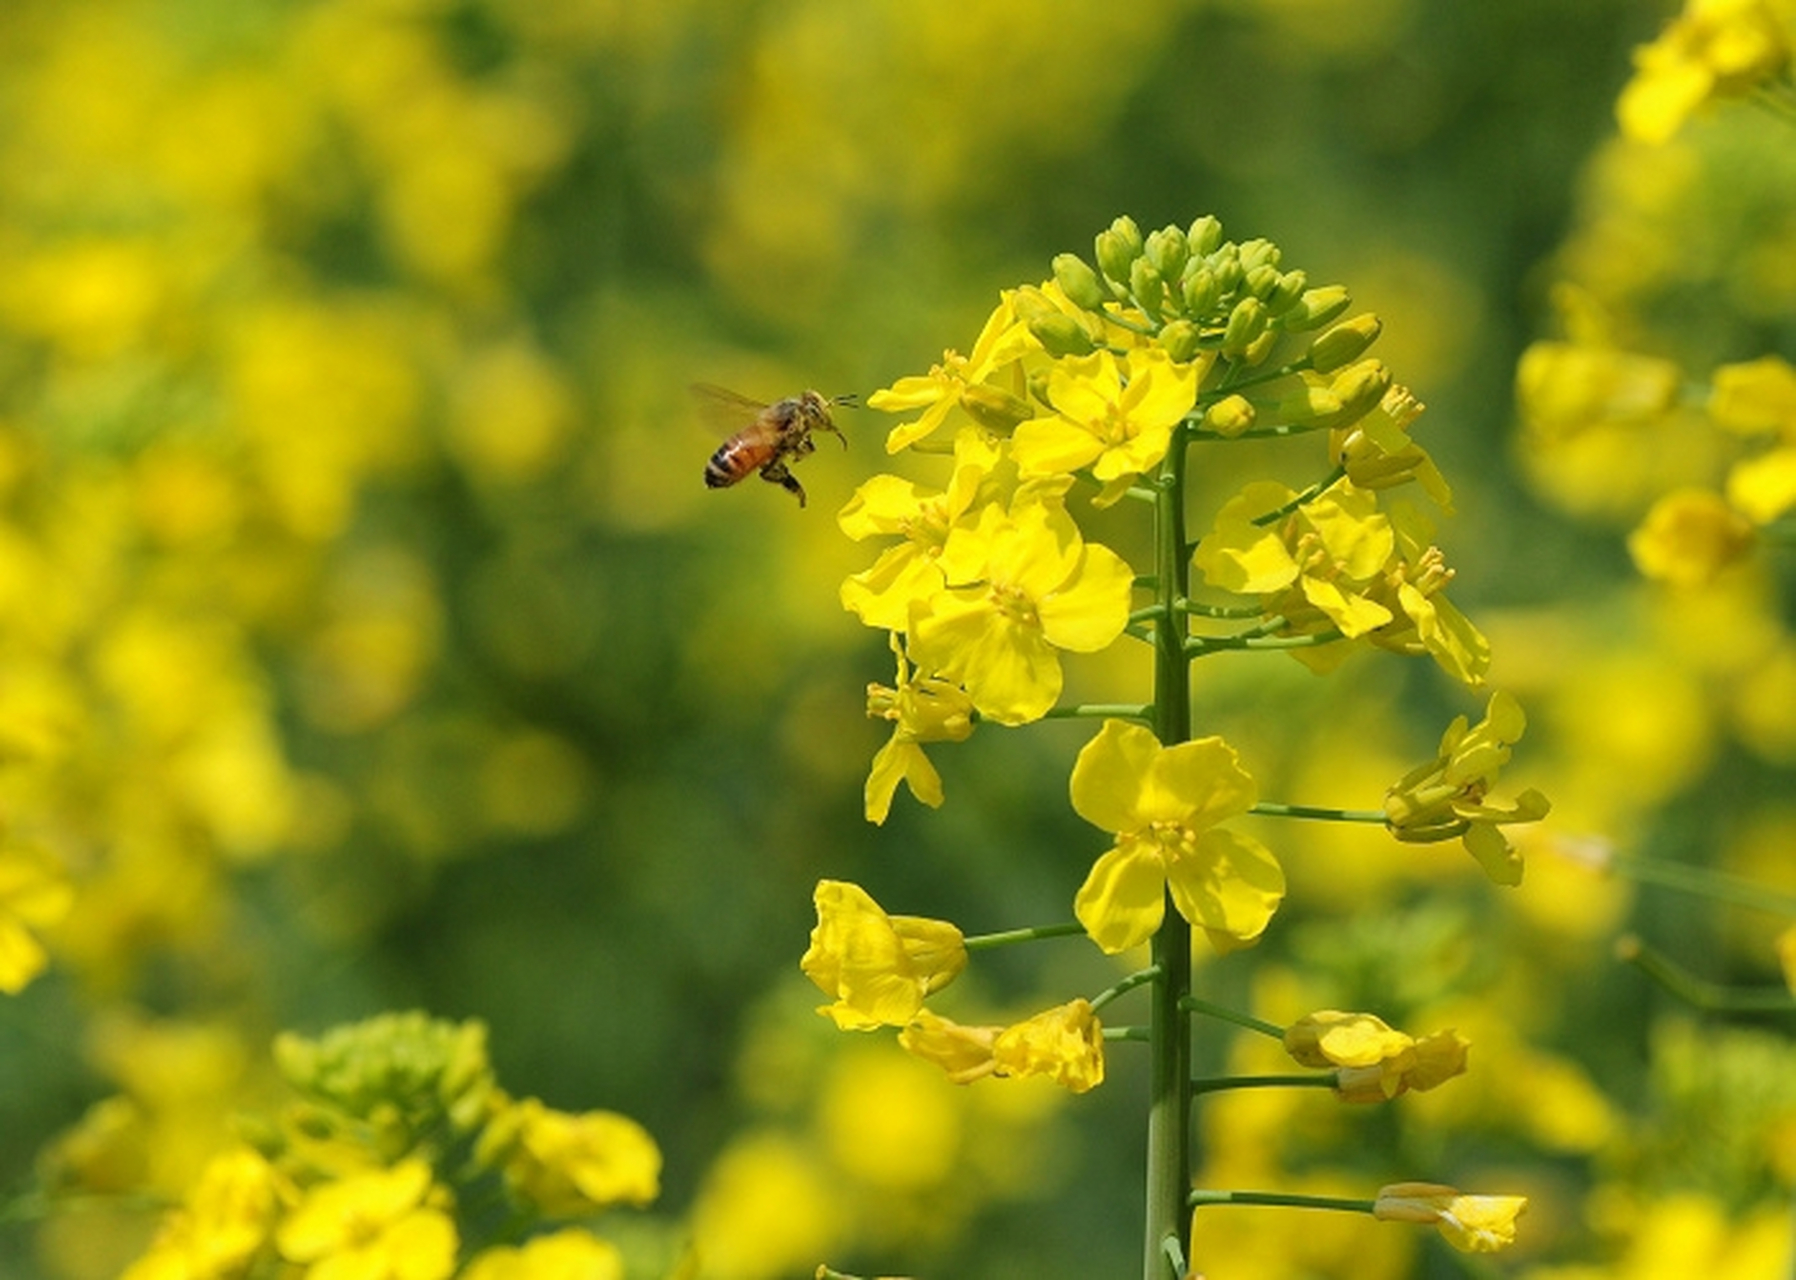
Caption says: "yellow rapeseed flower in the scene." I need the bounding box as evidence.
[0,845,74,995]
[862,635,976,823]
[868,297,1032,454]
[275,1159,457,1280]
[1069,720,1285,955]
[1372,1182,1528,1254]
[480,1099,661,1220]
[1011,347,1198,504]
[1617,0,1790,144]
[899,999,1105,1094]
[461,1229,624,1280]
[122,1146,288,1280]
[1284,1010,1470,1102]
[800,880,967,1030]
[1628,487,1756,583]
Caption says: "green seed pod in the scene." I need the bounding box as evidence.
[1281,284,1353,332]
[1221,296,1267,359]
[1308,313,1383,373]
[962,381,1039,428]
[1255,382,1343,426]
[1181,263,1220,316]
[1203,393,1256,437]
[1028,314,1096,358]
[1095,215,1145,285]
[1159,319,1203,363]
[1145,225,1190,283]
[1244,263,1281,301]
[1187,214,1224,256]
[1129,256,1166,318]
[1052,252,1109,312]
[1265,269,1309,316]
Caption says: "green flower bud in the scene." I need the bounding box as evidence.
[1208,250,1244,299]
[1221,296,1267,359]
[1326,358,1394,427]
[1095,215,1145,285]
[1308,313,1383,373]
[1239,328,1280,367]
[1187,214,1225,257]
[1280,285,1353,332]
[1029,314,1096,358]
[1159,319,1203,363]
[1254,382,1342,426]
[1244,263,1281,301]
[1145,225,1189,283]
[1129,256,1166,318]
[962,380,1040,427]
[1203,393,1256,437]
[1181,263,1220,316]
[1052,253,1109,312]
[1264,269,1308,316]
[1237,237,1281,273]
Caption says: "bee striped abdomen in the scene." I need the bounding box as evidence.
[705,436,768,488]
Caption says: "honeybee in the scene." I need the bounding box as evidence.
[697,384,854,508]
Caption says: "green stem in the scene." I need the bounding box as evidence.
[1143,419,1194,1280]
[1105,1025,1153,1042]
[1608,853,1796,917]
[1190,1072,1338,1095]
[1044,703,1154,723]
[1250,802,1388,824]
[1189,1189,1377,1215]
[963,921,1086,950]
[1179,996,1284,1040]
[1092,965,1162,1013]
[1179,599,1266,619]
[1186,628,1343,655]
[1251,466,1347,526]
[1616,935,1796,1012]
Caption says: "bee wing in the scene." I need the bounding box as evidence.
[690,383,769,436]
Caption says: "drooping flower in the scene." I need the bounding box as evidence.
[1012,347,1198,503]
[800,880,967,1030]
[275,1159,457,1280]
[1373,1182,1529,1254]
[1617,0,1790,144]
[1384,691,1551,885]
[867,297,1033,453]
[1329,383,1454,511]
[862,636,976,823]
[908,492,1134,726]
[1628,487,1756,584]
[1284,1010,1470,1102]
[1069,720,1285,955]
[898,999,1105,1094]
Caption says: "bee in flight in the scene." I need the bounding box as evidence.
[697,385,854,508]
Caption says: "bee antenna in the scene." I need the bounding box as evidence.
[833,393,859,407]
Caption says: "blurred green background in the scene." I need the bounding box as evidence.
[1,1,1793,1278]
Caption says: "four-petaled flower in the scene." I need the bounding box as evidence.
[1069,720,1286,955]
[909,492,1134,725]
[867,297,1032,453]
[276,1159,457,1280]
[1373,1182,1529,1254]
[1385,690,1551,885]
[1012,348,1198,504]
[801,880,967,1030]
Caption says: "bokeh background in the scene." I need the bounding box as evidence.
[0,1,1792,1277]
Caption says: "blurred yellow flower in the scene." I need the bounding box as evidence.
[1371,1182,1527,1253]
[1627,487,1755,584]
[909,494,1134,725]
[461,1229,624,1280]
[122,1146,288,1280]
[483,1099,661,1220]
[1515,340,1683,439]
[1708,354,1796,434]
[687,1132,843,1280]
[1617,0,1790,144]
[1069,720,1285,955]
[1726,445,1796,523]
[1778,923,1796,993]
[800,880,967,1030]
[0,845,73,994]
[276,1159,457,1280]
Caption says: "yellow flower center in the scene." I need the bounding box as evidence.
[989,581,1040,629]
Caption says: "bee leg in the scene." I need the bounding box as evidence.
[761,460,807,507]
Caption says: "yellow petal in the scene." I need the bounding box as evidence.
[1074,841,1167,955]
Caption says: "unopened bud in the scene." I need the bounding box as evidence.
[961,381,1038,429]
[1244,263,1281,300]
[1181,263,1220,316]
[1095,215,1145,285]
[1027,314,1096,359]
[1208,251,1244,299]
[1221,296,1267,359]
[1187,214,1225,257]
[1051,253,1109,312]
[1265,269,1308,316]
[1144,225,1189,283]
[1203,394,1256,437]
[1129,256,1166,318]
[1308,313,1382,373]
[1159,319,1203,363]
[1327,358,1394,427]
[1255,382,1342,426]
[1281,285,1353,332]
[1239,329,1280,367]
[1237,237,1281,273]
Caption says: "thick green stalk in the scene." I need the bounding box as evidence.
[1144,423,1193,1280]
